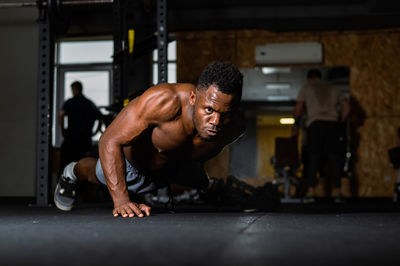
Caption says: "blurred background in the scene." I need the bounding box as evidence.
[0,0,399,205]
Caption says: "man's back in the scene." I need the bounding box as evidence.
[63,94,101,141]
[298,80,343,127]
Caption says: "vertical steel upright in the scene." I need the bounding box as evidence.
[157,0,167,84]
[113,0,123,102]
[36,1,53,206]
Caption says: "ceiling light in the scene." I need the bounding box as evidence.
[261,67,291,75]
[280,118,295,125]
[265,83,291,90]
[266,95,291,101]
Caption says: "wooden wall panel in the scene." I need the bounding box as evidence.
[177,28,400,197]
[177,39,216,84]
[176,31,236,83]
[355,117,400,197]
[331,33,400,117]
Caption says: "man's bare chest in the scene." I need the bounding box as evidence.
[151,121,220,160]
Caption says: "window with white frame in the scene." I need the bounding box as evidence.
[53,40,114,146]
[152,40,177,85]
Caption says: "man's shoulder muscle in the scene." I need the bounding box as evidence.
[129,83,182,124]
[100,84,183,145]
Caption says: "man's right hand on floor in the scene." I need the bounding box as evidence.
[112,201,151,218]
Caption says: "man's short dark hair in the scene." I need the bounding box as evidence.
[197,62,243,98]
[71,81,83,93]
[307,69,322,79]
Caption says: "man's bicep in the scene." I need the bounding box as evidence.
[101,103,150,146]
[61,100,70,113]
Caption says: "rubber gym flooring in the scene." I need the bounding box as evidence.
[1,200,400,266]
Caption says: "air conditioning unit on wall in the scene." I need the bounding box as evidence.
[255,42,323,65]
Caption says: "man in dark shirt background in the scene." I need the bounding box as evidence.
[59,81,103,171]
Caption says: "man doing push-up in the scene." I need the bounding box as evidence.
[54,61,245,218]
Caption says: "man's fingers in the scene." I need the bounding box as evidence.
[139,204,151,216]
[120,209,128,218]
[123,206,135,217]
[112,207,125,217]
[128,203,144,217]
[112,202,149,218]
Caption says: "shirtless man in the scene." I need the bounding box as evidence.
[54,62,245,218]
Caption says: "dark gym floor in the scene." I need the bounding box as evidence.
[1,200,400,266]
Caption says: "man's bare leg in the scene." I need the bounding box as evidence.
[74,157,99,184]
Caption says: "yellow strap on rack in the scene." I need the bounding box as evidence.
[128,29,135,54]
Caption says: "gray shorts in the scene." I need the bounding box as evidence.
[95,159,210,193]
[95,159,163,194]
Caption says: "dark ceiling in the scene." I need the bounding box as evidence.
[62,0,400,37]
[167,0,400,32]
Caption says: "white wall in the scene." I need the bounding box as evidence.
[0,7,38,196]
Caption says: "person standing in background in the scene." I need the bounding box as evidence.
[59,81,103,172]
[293,69,350,203]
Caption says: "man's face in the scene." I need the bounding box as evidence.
[71,87,79,96]
[190,85,239,141]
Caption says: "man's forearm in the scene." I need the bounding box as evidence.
[293,101,304,127]
[340,99,351,122]
[99,140,130,205]
[294,101,304,120]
